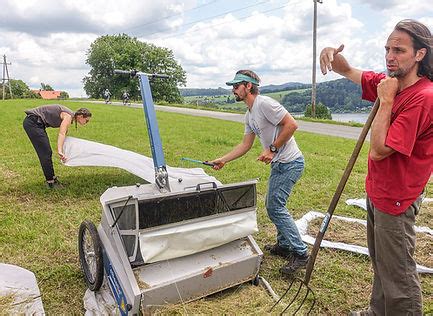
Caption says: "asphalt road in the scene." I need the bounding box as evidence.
[85,101,369,141]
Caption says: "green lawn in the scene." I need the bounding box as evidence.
[0,99,431,314]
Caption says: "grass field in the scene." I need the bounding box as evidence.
[0,99,431,314]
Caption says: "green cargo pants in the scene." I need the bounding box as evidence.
[366,196,423,316]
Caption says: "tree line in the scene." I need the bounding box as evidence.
[281,78,373,113]
[0,81,68,99]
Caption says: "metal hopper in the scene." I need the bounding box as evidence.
[78,70,263,315]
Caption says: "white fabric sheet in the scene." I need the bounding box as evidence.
[346,198,433,235]
[346,197,433,210]
[83,279,119,316]
[296,211,433,274]
[63,137,220,185]
[0,263,45,315]
[139,210,258,263]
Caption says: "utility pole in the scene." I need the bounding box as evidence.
[311,0,322,118]
[2,55,13,100]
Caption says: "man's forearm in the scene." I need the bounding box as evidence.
[332,55,362,84]
[220,143,251,163]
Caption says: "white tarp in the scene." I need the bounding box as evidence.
[83,279,118,316]
[296,211,433,274]
[0,263,45,315]
[346,198,433,235]
[63,136,220,185]
[139,210,258,263]
[346,197,433,211]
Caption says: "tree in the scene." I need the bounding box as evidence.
[83,34,186,103]
[304,102,332,120]
[0,79,40,99]
[60,91,69,99]
[41,83,54,91]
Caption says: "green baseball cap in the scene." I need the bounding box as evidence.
[226,73,260,86]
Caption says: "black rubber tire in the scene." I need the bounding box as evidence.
[252,274,260,286]
[78,220,104,291]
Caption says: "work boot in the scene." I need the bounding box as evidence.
[280,252,309,276]
[264,243,294,259]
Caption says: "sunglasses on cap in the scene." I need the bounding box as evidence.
[232,82,246,89]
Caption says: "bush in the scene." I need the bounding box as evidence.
[60,91,69,99]
[304,102,332,119]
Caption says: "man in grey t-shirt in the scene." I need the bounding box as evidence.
[210,70,309,276]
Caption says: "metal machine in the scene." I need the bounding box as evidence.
[78,70,263,315]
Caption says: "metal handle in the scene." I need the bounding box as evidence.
[114,69,169,79]
[181,157,215,167]
[303,98,380,285]
[196,182,217,191]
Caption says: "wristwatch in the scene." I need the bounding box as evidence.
[269,144,278,153]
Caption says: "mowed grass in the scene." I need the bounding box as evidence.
[0,99,431,314]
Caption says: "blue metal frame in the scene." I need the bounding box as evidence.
[103,250,129,316]
[113,69,170,191]
[138,74,166,170]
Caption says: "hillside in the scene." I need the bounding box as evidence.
[181,78,374,113]
[180,82,308,97]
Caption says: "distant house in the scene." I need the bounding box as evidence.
[32,90,62,100]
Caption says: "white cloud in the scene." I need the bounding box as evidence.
[150,0,365,87]
[0,0,432,96]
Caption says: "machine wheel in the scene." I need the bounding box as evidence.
[252,274,260,286]
[78,220,104,291]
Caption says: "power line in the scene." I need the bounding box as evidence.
[155,2,290,41]
[135,0,272,38]
[123,0,220,33]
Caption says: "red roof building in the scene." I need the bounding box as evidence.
[32,90,62,99]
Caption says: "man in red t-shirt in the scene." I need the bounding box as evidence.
[319,19,433,315]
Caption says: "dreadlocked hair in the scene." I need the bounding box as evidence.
[395,19,433,81]
[74,108,92,129]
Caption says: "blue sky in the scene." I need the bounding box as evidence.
[0,0,432,97]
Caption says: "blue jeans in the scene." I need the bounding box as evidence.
[266,156,307,255]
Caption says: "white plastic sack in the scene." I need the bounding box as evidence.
[83,279,119,316]
[296,211,433,274]
[63,137,220,185]
[139,210,258,263]
[0,263,45,315]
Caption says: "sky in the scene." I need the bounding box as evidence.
[1,0,432,97]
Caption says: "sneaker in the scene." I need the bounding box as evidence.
[46,176,64,189]
[264,243,294,259]
[348,309,372,316]
[280,252,309,276]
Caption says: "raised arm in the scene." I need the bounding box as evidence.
[210,132,256,170]
[57,112,73,162]
[320,44,362,85]
[369,77,397,160]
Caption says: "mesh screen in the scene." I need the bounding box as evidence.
[138,184,255,229]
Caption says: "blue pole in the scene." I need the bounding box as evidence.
[138,74,166,170]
